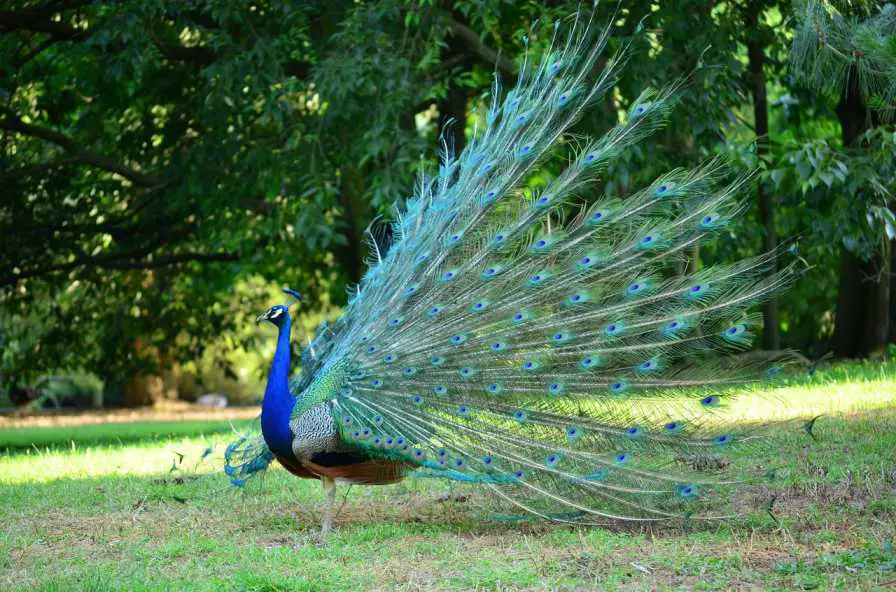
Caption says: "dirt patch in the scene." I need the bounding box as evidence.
[0,400,259,428]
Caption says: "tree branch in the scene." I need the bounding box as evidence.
[0,113,166,186]
[5,0,93,22]
[0,5,90,39]
[2,156,79,180]
[10,35,58,69]
[0,6,311,78]
[96,251,239,270]
[149,40,218,65]
[448,19,516,78]
[0,249,239,287]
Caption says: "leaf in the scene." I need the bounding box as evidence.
[770,169,786,189]
[833,167,846,182]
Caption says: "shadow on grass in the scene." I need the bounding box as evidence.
[0,464,749,545]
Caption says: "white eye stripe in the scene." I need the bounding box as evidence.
[269,308,283,318]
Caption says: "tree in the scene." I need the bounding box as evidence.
[1,1,323,399]
[742,0,787,350]
[791,0,896,356]
[3,0,891,405]
[0,0,546,398]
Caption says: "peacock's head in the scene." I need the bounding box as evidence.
[255,304,289,327]
[255,288,302,327]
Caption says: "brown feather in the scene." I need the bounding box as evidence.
[300,458,413,485]
[275,454,320,480]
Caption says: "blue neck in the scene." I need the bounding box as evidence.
[260,315,296,460]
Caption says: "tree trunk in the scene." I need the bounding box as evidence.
[890,238,896,348]
[745,6,779,349]
[833,250,874,357]
[122,374,165,407]
[832,72,889,357]
[335,166,368,287]
[438,82,468,156]
[438,28,470,157]
[865,239,891,354]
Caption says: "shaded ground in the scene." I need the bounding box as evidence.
[0,401,259,452]
[0,362,894,591]
[0,399,259,428]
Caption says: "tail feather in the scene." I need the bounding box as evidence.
[223,419,275,487]
[309,14,804,521]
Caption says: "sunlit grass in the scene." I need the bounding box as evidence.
[728,360,896,421]
[0,361,894,590]
[0,437,220,484]
[0,419,255,453]
[564,358,895,428]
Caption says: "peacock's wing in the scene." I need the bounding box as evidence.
[312,14,802,521]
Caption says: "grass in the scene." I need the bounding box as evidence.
[0,419,255,452]
[0,361,894,591]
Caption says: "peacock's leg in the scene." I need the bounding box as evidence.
[320,476,337,537]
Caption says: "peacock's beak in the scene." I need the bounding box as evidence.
[255,312,268,324]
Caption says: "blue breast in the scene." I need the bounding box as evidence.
[260,315,299,460]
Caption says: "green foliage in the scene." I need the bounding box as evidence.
[1,0,895,395]
[792,1,896,112]
[1,1,341,388]
[770,129,896,257]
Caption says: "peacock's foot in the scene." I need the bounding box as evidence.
[315,475,337,544]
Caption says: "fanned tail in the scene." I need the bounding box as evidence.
[310,13,805,522]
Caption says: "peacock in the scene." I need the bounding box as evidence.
[224,12,804,538]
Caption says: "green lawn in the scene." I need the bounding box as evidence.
[1,362,894,591]
[0,419,255,452]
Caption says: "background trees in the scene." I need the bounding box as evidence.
[790,0,896,357]
[1,0,893,405]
